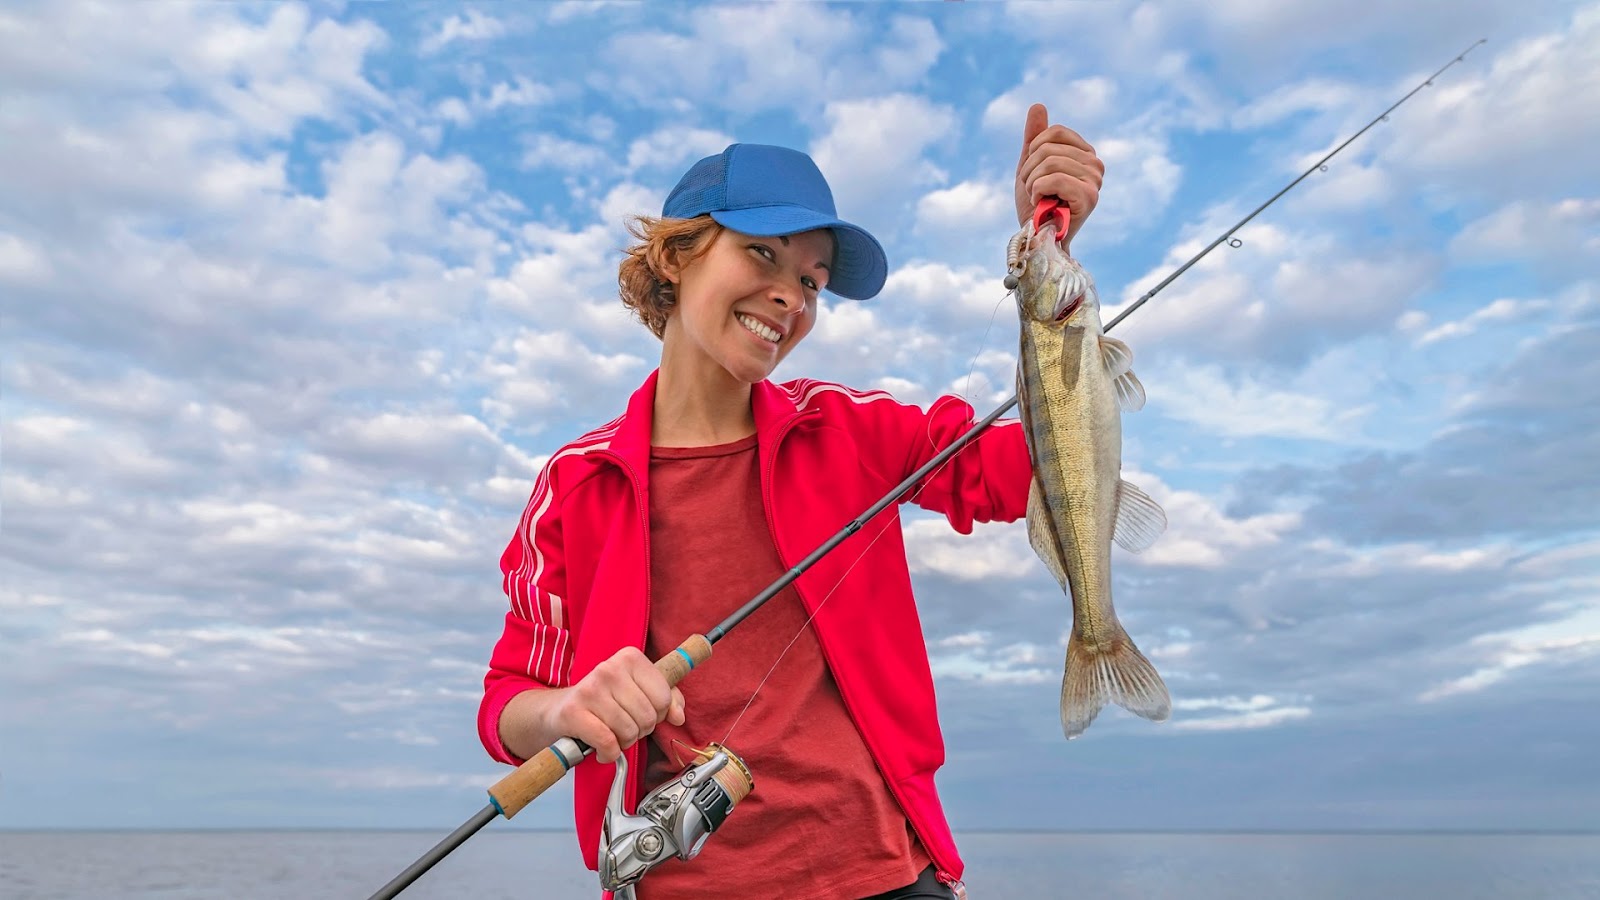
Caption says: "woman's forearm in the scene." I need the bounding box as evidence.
[498,686,571,761]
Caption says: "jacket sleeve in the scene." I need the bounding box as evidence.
[478,460,575,766]
[854,391,1033,533]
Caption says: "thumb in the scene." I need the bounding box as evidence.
[1017,102,1049,169]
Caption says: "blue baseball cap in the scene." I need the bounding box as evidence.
[661,143,888,301]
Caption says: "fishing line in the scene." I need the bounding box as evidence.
[724,290,1020,747]
[367,38,1490,900]
[716,34,1489,748]
[960,289,1017,406]
[1103,37,1486,334]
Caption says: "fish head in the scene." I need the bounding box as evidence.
[1013,224,1102,330]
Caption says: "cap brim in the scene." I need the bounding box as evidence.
[709,206,887,301]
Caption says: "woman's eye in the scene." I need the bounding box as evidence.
[751,244,775,261]
[802,277,818,291]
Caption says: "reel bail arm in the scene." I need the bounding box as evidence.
[599,743,755,899]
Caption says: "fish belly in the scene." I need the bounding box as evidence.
[1021,320,1169,738]
[1020,322,1122,637]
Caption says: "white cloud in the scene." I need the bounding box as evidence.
[1420,606,1600,702]
[916,179,1015,236]
[811,94,960,231]
[904,518,1036,582]
[1177,695,1312,730]
[420,9,506,55]
[5,0,1597,835]
[520,134,613,172]
[1388,7,1600,196]
[984,72,1121,135]
[1150,362,1372,441]
[1107,215,1438,365]
[186,5,390,136]
[875,15,944,83]
[929,630,1059,686]
[0,232,51,284]
[625,126,735,172]
[601,4,860,114]
[1083,132,1183,241]
[1449,198,1600,279]
[1230,79,1361,130]
[478,328,650,428]
[1322,542,1517,580]
[1415,297,1548,346]
[1124,468,1302,569]
[548,0,635,24]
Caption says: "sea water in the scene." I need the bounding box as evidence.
[2,830,1597,899]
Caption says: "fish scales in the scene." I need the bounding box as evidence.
[1009,221,1173,739]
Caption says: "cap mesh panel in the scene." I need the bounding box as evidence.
[665,155,727,217]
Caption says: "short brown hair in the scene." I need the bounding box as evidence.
[617,214,725,339]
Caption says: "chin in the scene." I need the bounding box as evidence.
[723,355,780,384]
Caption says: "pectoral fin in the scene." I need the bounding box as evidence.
[1026,478,1071,591]
[1113,479,1168,552]
[1099,335,1134,378]
[1098,335,1146,412]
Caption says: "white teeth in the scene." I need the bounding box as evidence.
[737,314,781,343]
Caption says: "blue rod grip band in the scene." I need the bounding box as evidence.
[549,743,575,770]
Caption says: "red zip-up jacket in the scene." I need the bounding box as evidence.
[478,369,1032,892]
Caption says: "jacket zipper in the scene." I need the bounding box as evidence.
[595,448,651,814]
[757,411,963,888]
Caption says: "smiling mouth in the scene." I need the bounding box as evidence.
[737,313,782,343]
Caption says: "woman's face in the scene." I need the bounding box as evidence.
[663,226,834,384]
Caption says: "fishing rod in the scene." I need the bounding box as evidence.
[366,37,1486,900]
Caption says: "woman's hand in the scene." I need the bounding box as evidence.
[1014,102,1105,249]
[546,647,687,764]
[501,646,687,765]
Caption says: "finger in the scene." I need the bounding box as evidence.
[1021,146,1104,189]
[1027,123,1094,158]
[668,687,686,727]
[594,693,645,750]
[1017,103,1049,172]
[1031,173,1100,218]
[1025,156,1105,199]
[575,709,623,764]
[1026,182,1099,222]
[627,656,675,718]
[612,681,660,738]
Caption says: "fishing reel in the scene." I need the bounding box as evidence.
[598,742,754,898]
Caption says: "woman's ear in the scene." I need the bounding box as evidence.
[659,253,682,286]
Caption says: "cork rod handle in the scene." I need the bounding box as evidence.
[486,635,714,819]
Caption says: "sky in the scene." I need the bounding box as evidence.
[2,0,1597,850]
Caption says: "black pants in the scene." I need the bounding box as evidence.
[860,865,957,900]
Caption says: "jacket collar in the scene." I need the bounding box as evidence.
[602,368,811,474]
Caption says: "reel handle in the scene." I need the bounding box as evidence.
[486,634,713,819]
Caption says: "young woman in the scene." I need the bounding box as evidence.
[479,105,1105,899]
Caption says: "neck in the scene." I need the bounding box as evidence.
[652,337,757,448]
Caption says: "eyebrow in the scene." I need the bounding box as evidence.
[777,235,831,272]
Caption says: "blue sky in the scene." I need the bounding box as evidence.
[2,0,1596,843]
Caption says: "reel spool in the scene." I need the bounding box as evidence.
[598,743,754,897]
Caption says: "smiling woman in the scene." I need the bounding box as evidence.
[475,129,1100,900]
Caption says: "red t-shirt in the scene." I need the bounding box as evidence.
[636,433,929,899]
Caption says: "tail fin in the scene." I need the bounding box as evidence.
[1060,629,1172,739]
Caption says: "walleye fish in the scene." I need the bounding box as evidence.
[1008,209,1172,739]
